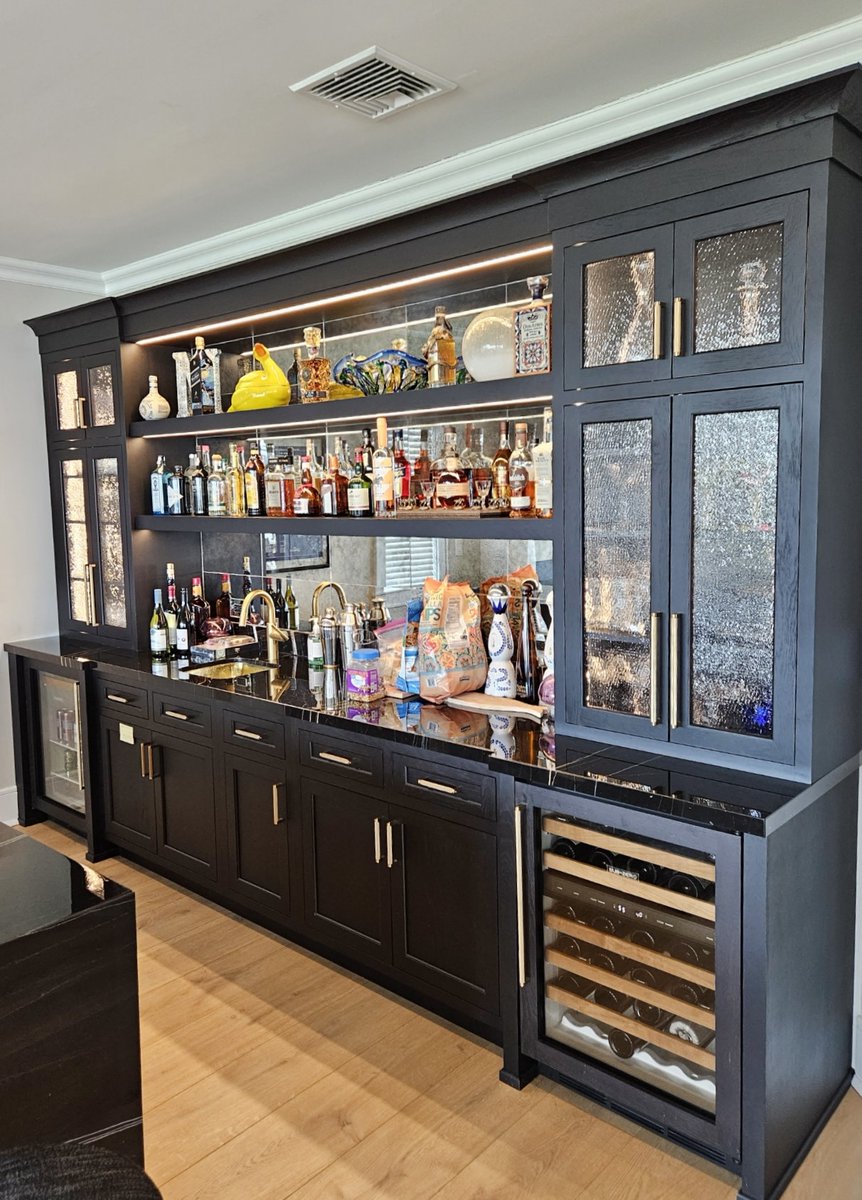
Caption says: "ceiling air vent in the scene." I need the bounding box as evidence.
[290,46,456,120]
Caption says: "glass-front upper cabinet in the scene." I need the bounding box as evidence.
[52,445,130,641]
[43,348,121,440]
[564,193,807,389]
[563,385,801,765]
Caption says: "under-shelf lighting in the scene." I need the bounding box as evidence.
[137,394,554,438]
[135,244,553,346]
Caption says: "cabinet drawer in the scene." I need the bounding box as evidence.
[223,707,285,757]
[298,727,383,786]
[96,677,149,720]
[391,753,496,821]
[152,691,212,738]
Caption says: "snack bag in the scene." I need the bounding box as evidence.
[396,598,423,695]
[418,576,488,702]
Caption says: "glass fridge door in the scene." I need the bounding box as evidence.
[38,673,85,813]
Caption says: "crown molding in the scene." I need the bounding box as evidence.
[17,17,862,299]
[0,255,104,296]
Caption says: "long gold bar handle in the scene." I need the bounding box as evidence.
[672,297,684,357]
[147,743,155,781]
[272,783,284,826]
[139,742,147,780]
[76,397,87,429]
[385,821,395,869]
[85,562,98,627]
[373,816,382,865]
[670,613,682,729]
[514,804,527,989]
[652,302,663,359]
[650,612,661,726]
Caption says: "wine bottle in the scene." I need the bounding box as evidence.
[285,582,298,631]
[242,555,253,596]
[347,453,372,517]
[165,563,180,653]
[190,576,210,639]
[215,574,232,621]
[372,417,396,516]
[392,429,411,502]
[150,589,170,660]
[273,579,288,629]
[176,587,194,653]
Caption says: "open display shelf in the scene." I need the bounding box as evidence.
[136,513,553,538]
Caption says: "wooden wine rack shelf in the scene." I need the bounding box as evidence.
[542,817,716,882]
[544,910,716,990]
[542,852,716,921]
[546,981,716,1071]
[544,946,716,1030]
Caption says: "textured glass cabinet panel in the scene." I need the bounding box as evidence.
[583,252,656,367]
[582,418,652,716]
[693,224,783,354]
[94,457,126,628]
[88,363,116,427]
[61,459,90,624]
[690,408,779,737]
[54,370,80,432]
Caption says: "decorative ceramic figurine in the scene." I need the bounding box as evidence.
[461,306,515,381]
[138,375,170,421]
[421,306,456,387]
[485,585,517,698]
[538,588,555,709]
[489,713,517,759]
[228,343,290,411]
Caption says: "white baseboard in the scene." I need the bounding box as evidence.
[0,786,18,825]
[854,1016,862,1095]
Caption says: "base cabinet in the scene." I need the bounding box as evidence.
[101,718,156,851]
[223,751,294,915]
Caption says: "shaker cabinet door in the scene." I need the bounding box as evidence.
[100,719,156,851]
[88,446,131,637]
[152,732,218,881]
[50,448,96,635]
[223,752,294,915]
[43,349,121,442]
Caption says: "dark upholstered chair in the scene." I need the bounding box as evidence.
[0,1144,161,1199]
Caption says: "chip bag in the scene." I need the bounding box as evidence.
[418,576,488,702]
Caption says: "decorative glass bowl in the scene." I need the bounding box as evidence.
[334,348,428,395]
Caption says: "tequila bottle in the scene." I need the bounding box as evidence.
[206,454,227,515]
[533,407,553,518]
[299,327,331,402]
[421,306,456,388]
[513,275,551,375]
[226,446,246,516]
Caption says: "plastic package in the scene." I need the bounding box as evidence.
[345,648,385,704]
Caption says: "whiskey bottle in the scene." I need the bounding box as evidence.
[347,454,372,517]
[421,306,457,387]
[149,589,170,661]
[244,442,266,516]
[206,454,227,516]
[410,429,431,500]
[166,464,186,515]
[299,327,331,402]
[491,421,512,509]
[508,422,535,517]
[226,446,246,517]
[432,426,470,509]
[189,336,217,415]
[150,455,168,514]
[265,458,287,516]
[293,457,322,515]
[190,576,211,639]
[215,574,232,621]
[287,348,302,403]
[321,454,348,516]
[279,454,296,513]
[513,275,551,375]
[533,407,553,518]
[372,417,396,516]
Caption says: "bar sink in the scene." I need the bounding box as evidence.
[184,661,275,680]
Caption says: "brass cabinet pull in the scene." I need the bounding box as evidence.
[272,783,284,826]
[672,297,684,356]
[670,613,682,729]
[652,301,664,359]
[373,816,382,864]
[72,682,84,790]
[385,821,395,869]
[416,777,457,795]
[235,728,263,741]
[650,612,661,726]
[106,692,129,704]
[514,805,527,988]
[76,396,87,429]
[164,709,190,721]
[319,750,351,766]
[85,562,98,626]
[139,742,147,779]
[147,743,155,780]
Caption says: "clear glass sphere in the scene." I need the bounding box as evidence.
[461,307,515,381]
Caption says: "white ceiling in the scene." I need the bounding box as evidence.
[2,0,862,291]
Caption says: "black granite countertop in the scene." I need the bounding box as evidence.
[0,825,128,946]
[5,637,809,835]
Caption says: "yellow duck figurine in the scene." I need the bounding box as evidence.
[228,343,290,411]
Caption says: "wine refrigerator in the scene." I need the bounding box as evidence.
[515,784,742,1165]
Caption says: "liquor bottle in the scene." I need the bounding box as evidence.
[150,589,170,660]
[215,574,232,621]
[321,454,347,516]
[273,578,288,628]
[372,417,396,517]
[280,454,297,513]
[184,453,208,516]
[299,327,331,402]
[190,576,211,639]
[285,582,298,631]
[421,306,456,387]
[287,348,302,403]
[359,428,374,473]
[513,275,551,375]
[265,457,287,516]
[242,555,253,597]
[508,422,535,517]
[516,579,540,703]
[391,429,411,503]
[293,458,322,516]
[432,426,470,509]
[166,463,186,515]
[306,438,324,492]
[347,453,372,517]
[199,443,212,474]
[533,407,553,519]
[338,438,352,477]
[410,429,431,499]
[485,591,517,698]
[165,563,180,653]
[176,587,194,652]
[491,421,512,509]
[139,375,170,421]
[189,336,216,415]
[244,442,266,516]
[150,455,168,514]
[307,617,324,668]
[206,454,228,516]
[226,446,246,517]
[466,426,492,506]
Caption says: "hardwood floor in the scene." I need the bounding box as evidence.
[19,822,862,1200]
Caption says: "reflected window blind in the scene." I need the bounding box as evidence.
[382,538,440,595]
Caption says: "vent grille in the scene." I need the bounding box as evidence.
[290,46,456,120]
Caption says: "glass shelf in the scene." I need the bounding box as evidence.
[137,514,552,539]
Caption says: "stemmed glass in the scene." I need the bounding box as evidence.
[420,479,436,510]
[475,478,492,511]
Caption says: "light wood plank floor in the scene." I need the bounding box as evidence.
[20,822,862,1200]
